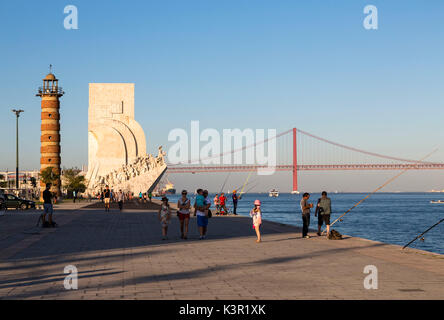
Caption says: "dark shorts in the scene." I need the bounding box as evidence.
[318,214,330,226]
[43,203,53,214]
[178,213,190,221]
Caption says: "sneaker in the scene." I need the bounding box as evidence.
[199,236,204,240]
[317,232,321,236]
[304,235,310,239]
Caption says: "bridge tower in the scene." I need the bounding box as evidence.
[36,67,64,198]
[293,128,298,192]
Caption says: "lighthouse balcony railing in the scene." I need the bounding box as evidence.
[37,87,64,95]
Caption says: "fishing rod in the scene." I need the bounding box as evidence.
[244,182,260,194]
[402,217,444,250]
[219,172,231,194]
[234,178,257,195]
[240,171,253,194]
[328,148,438,230]
[238,172,254,199]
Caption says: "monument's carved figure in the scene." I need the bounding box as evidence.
[86,84,166,194]
[88,147,166,194]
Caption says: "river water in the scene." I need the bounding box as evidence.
[164,192,444,255]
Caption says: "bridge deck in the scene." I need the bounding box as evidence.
[0,201,443,299]
[167,163,444,173]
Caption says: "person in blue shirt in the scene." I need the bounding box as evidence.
[194,189,210,239]
[232,190,238,215]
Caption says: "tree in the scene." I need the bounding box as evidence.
[40,167,60,185]
[30,177,37,188]
[63,168,86,195]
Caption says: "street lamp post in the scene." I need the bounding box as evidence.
[12,109,24,190]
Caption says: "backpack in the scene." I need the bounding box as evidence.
[328,229,343,240]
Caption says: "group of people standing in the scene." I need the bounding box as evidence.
[158,189,263,242]
[138,191,153,203]
[99,186,153,212]
[158,189,212,241]
[300,191,332,238]
[100,184,331,242]
[212,190,238,215]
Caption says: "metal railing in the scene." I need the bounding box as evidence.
[37,86,64,95]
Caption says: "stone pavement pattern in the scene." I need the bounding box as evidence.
[0,201,443,300]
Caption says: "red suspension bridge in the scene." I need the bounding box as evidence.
[166,128,444,192]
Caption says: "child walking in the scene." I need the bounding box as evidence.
[158,197,171,240]
[250,200,262,243]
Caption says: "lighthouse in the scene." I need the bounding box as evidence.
[36,67,64,197]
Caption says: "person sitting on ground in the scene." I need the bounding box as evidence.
[315,191,332,237]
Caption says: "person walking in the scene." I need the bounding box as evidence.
[158,197,171,240]
[139,191,143,203]
[104,186,111,212]
[177,190,191,239]
[194,189,210,240]
[300,193,313,238]
[73,190,77,203]
[203,190,212,237]
[42,183,56,228]
[148,191,152,203]
[117,189,124,211]
[250,199,262,243]
[232,190,239,215]
[315,191,332,237]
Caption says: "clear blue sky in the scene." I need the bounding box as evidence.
[1,0,444,192]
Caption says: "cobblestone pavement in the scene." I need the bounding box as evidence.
[0,202,443,300]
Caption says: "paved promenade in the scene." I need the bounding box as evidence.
[0,200,443,300]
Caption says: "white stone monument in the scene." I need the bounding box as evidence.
[86,83,166,194]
